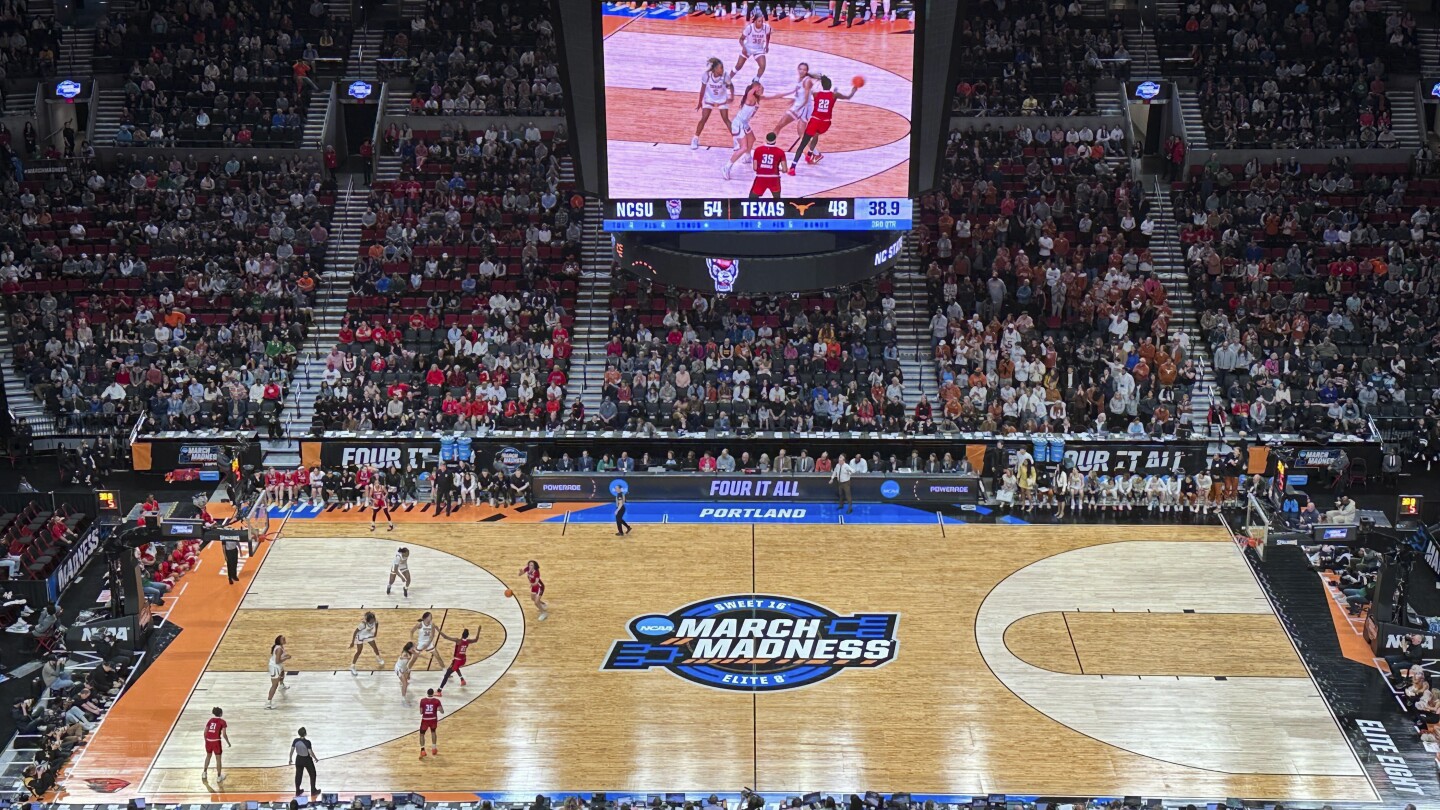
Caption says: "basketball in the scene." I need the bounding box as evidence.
[852,75,866,88]
[504,589,513,598]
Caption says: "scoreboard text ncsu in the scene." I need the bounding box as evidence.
[604,198,913,232]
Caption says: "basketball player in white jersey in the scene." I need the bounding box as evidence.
[765,62,814,142]
[735,9,772,80]
[692,57,735,150]
[722,79,763,180]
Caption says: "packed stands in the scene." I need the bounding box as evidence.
[915,127,1198,436]
[0,153,329,433]
[595,274,908,434]
[311,125,579,432]
[1170,156,1440,436]
[1156,0,1417,148]
[97,0,348,147]
[0,0,61,79]
[382,0,564,116]
[952,0,1131,117]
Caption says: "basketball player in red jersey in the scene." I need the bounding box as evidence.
[282,467,298,507]
[369,483,395,532]
[520,560,549,621]
[356,464,375,510]
[791,75,858,174]
[264,467,283,503]
[294,465,311,506]
[202,706,230,783]
[749,132,787,198]
[417,688,444,758]
[434,627,473,694]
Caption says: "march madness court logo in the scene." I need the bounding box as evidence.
[602,594,898,691]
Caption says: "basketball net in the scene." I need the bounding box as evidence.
[243,492,275,543]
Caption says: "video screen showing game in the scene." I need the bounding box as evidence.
[601,2,914,199]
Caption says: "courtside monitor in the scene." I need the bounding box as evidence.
[600,1,914,231]
[1313,524,1359,543]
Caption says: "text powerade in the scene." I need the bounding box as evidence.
[604,198,913,232]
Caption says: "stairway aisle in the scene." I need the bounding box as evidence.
[1177,90,1209,150]
[56,27,93,76]
[1423,30,1440,79]
[893,233,934,408]
[1146,182,1218,429]
[1387,88,1422,149]
[281,176,371,444]
[346,29,385,82]
[301,81,333,150]
[92,86,125,146]
[573,193,612,419]
[1126,23,1161,79]
[0,325,60,437]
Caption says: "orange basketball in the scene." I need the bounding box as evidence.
[852,75,866,88]
[504,589,514,598]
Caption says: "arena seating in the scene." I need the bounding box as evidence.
[951,0,1130,117]
[97,0,348,147]
[311,127,579,432]
[595,275,907,433]
[915,127,1197,436]
[0,0,61,79]
[1170,157,1440,436]
[1156,0,1417,148]
[0,154,329,433]
[380,0,564,116]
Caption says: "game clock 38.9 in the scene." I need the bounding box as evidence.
[603,197,913,232]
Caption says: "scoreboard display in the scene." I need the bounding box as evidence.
[604,198,913,232]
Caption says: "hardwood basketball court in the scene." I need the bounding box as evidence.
[57,520,1376,804]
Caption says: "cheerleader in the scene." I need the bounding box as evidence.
[1016,459,1037,512]
[350,611,384,675]
[1194,469,1214,513]
[1162,474,1183,513]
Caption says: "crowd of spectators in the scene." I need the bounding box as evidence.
[1158,0,1416,148]
[597,275,908,434]
[312,124,580,432]
[384,0,564,116]
[99,0,349,148]
[1171,155,1440,438]
[952,0,1130,117]
[0,0,62,82]
[0,153,329,433]
[911,127,1200,438]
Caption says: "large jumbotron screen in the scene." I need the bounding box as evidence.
[600,2,914,201]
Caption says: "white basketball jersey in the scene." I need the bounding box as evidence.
[743,22,771,52]
[703,70,732,105]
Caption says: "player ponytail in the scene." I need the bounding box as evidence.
[820,75,832,90]
[706,57,722,73]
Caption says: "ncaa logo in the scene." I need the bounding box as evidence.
[609,478,629,496]
[880,479,901,499]
[603,594,899,692]
[666,199,683,219]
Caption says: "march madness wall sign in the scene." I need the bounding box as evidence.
[602,594,899,692]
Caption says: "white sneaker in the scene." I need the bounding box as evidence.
[265,701,273,709]
[377,657,385,666]
[691,136,700,150]
[6,623,29,634]
[350,664,358,675]
[538,611,549,622]
[722,162,732,180]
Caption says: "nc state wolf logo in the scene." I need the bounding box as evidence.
[706,257,740,293]
[85,777,131,793]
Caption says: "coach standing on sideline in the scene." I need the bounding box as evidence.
[830,454,854,514]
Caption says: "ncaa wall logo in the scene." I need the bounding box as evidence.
[609,478,629,496]
[602,594,899,692]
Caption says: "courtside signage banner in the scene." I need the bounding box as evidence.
[535,473,980,504]
[602,594,898,692]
